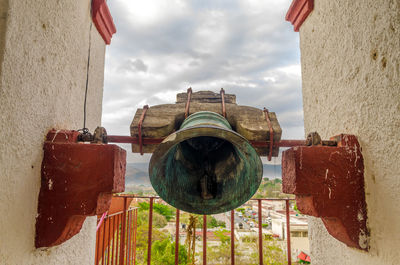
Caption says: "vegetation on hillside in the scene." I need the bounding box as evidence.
[254,178,293,199]
[180,213,226,229]
[134,202,188,264]
[138,201,175,221]
[151,239,188,265]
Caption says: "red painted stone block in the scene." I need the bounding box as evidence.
[286,0,314,32]
[92,0,116,45]
[35,130,126,248]
[282,134,369,251]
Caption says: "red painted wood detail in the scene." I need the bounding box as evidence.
[35,130,126,248]
[285,0,314,32]
[282,134,369,251]
[92,0,117,45]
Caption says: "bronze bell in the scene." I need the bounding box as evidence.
[149,111,263,215]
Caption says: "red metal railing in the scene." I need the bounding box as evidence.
[95,203,138,265]
[95,196,294,265]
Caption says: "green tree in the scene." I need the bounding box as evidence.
[262,236,287,265]
[213,229,230,244]
[139,202,175,221]
[134,222,170,265]
[197,216,226,228]
[274,178,282,184]
[137,210,168,229]
[263,243,287,265]
[201,229,231,264]
[134,207,170,265]
[151,239,188,265]
[236,208,245,214]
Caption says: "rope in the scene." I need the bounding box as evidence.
[263,108,274,161]
[184,87,192,119]
[220,88,226,118]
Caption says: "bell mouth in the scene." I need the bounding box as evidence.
[149,125,263,215]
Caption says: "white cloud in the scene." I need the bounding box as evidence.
[121,0,188,26]
[102,0,304,163]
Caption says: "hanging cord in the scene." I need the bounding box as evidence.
[79,5,93,136]
[184,87,192,119]
[220,88,226,118]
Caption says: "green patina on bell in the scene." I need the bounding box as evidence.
[149,111,263,215]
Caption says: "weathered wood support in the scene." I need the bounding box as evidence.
[130,90,282,156]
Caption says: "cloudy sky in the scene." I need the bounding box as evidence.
[101,0,304,164]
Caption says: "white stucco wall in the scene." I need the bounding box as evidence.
[0,1,106,264]
[298,0,400,264]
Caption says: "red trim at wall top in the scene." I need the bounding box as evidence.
[92,0,116,45]
[286,0,314,32]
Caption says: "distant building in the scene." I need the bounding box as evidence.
[270,211,309,260]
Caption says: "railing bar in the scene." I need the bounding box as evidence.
[115,214,121,265]
[95,196,295,265]
[231,210,235,265]
[250,198,295,201]
[175,209,180,265]
[114,195,160,199]
[97,208,138,220]
[129,210,134,265]
[126,210,130,265]
[128,211,132,265]
[107,216,111,265]
[129,210,132,264]
[286,200,292,265]
[115,215,120,265]
[119,197,128,265]
[147,197,154,265]
[203,215,207,265]
[111,216,115,265]
[258,199,263,265]
[95,217,100,265]
[134,209,137,265]
[102,217,107,265]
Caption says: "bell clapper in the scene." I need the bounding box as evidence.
[200,174,214,200]
[201,157,215,200]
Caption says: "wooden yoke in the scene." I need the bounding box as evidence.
[130,90,282,157]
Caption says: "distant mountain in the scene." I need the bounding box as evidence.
[125,163,151,187]
[125,162,281,187]
[128,162,149,172]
